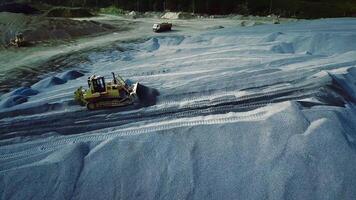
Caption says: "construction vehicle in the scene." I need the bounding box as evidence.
[9,33,28,47]
[74,72,140,110]
[153,22,172,32]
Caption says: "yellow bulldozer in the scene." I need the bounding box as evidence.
[74,72,140,110]
[9,33,29,48]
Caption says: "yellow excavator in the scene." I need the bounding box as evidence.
[74,72,139,110]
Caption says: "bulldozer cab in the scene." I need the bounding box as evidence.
[15,33,24,43]
[88,75,106,93]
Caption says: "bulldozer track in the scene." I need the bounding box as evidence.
[159,81,319,110]
[0,83,322,141]
[0,110,268,161]
[157,68,323,104]
[1,84,322,160]
[0,67,322,121]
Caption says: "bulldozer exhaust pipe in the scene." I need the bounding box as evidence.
[112,72,117,84]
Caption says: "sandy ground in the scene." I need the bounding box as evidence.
[0,14,356,199]
[0,13,295,93]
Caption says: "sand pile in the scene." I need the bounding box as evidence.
[161,12,194,19]
[45,7,93,18]
[0,12,114,47]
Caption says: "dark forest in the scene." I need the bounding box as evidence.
[1,0,356,18]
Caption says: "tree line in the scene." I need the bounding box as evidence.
[2,0,356,18]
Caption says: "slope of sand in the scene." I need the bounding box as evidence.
[0,18,356,199]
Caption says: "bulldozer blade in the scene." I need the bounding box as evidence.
[134,83,160,107]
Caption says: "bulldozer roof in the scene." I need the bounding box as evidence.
[88,75,103,80]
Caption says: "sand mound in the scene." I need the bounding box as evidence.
[292,33,356,55]
[271,42,295,54]
[0,86,38,108]
[32,76,66,90]
[331,67,356,102]
[0,95,28,108]
[143,38,160,52]
[45,7,93,18]
[161,12,194,19]
[7,87,39,97]
[0,87,38,108]
[59,70,84,81]
[0,12,114,46]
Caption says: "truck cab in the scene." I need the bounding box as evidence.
[153,23,172,32]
